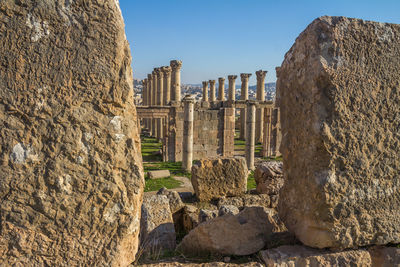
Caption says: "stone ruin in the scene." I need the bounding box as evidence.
[0,1,143,266]
[138,63,281,171]
[0,0,399,265]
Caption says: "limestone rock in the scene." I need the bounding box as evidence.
[182,205,200,233]
[148,170,171,179]
[277,16,400,249]
[369,246,400,267]
[217,194,270,209]
[218,205,240,216]
[139,195,176,254]
[198,209,218,224]
[137,262,263,267]
[177,207,283,256]
[254,161,284,195]
[157,187,185,214]
[260,245,372,266]
[0,1,143,266]
[191,157,248,201]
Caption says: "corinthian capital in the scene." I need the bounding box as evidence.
[256,70,267,80]
[240,73,252,81]
[170,60,182,71]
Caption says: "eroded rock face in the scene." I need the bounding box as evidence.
[191,157,248,201]
[260,245,372,267]
[254,161,284,195]
[0,1,143,266]
[177,207,285,256]
[277,16,400,249]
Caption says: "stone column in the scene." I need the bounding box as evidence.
[218,77,225,101]
[170,60,182,102]
[255,70,267,143]
[147,74,153,136]
[202,81,209,102]
[162,66,172,105]
[228,75,237,102]
[209,80,216,102]
[142,78,148,130]
[182,95,195,172]
[245,100,256,170]
[152,70,158,138]
[240,73,251,140]
[262,107,272,157]
[156,68,164,140]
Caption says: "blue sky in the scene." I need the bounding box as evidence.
[119,0,400,85]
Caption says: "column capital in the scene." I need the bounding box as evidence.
[228,75,238,81]
[240,73,252,81]
[156,68,164,78]
[209,80,216,85]
[143,78,147,85]
[161,66,172,76]
[170,60,182,71]
[202,81,209,87]
[246,99,258,106]
[218,77,225,83]
[147,74,152,80]
[256,70,267,80]
[183,94,195,103]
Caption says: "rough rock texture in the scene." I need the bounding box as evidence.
[255,161,284,195]
[218,205,240,216]
[177,207,285,256]
[0,1,143,266]
[148,170,171,179]
[277,16,400,249]
[182,205,200,233]
[217,194,271,209]
[260,245,372,266]
[137,262,263,267]
[139,195,176,254]
[369,246,400,267]
[157,187,185,214]
[198,209,218,224]
[191,158,248,201]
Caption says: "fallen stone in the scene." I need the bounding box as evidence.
[277,16,400,249]
[218,205,240,216]
[0,1,143,266]
[260,245,372,266]
[177,207,283,256]
[369,246,400,267]
[191,157,248,201]
[139,195,176,254]
[157,187,184,213]
[182,205,200,233]
[148,170,171,179]
[254,161,283,195]
[136,262,263,267]
[217,194,270,209]
[198,209,218,224]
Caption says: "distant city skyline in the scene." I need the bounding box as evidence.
[119,0,400,85]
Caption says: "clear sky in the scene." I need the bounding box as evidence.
[119,0,400,85]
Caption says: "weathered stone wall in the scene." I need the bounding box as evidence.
[166,105,234,161]
[278,16,400,249]
[0,1,144,266]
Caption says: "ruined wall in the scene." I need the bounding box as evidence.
[167,106,235,161]
[0,1,144,266]
[278,16,400,249]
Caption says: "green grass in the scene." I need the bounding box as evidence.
[247,170,256,190]
[263,155,283,161]
[144,161,191,178]
[141,136,162,162]
[144,177,183,192]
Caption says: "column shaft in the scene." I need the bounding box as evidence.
[218,77,225,101]
[245,101,256,170]
[202,81,209,102]
[162,66,172,105]
[182,96,195,172]
[240,73,251,140]
[255,70,267,143]
[209,80,216,102]
[170,60,182,102]
[228,75,237,102]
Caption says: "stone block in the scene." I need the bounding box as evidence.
[147,170,171,179]
[278,16,400,249]
[0,1,143,266]
[191,157,248,201]
[260,245,372,266]
[255,161,284,195]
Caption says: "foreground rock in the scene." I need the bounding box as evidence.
[277,16,400,249]
[260,245,371,266]
[157,187,184,213]
[137,262,263,267]
[191,157,248,201]
[369,246,400,267]
[140,195,176,254]
[0,1,143,266]
[177,207,285,256]
[255,161,283,195]
[217,194,271,209]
